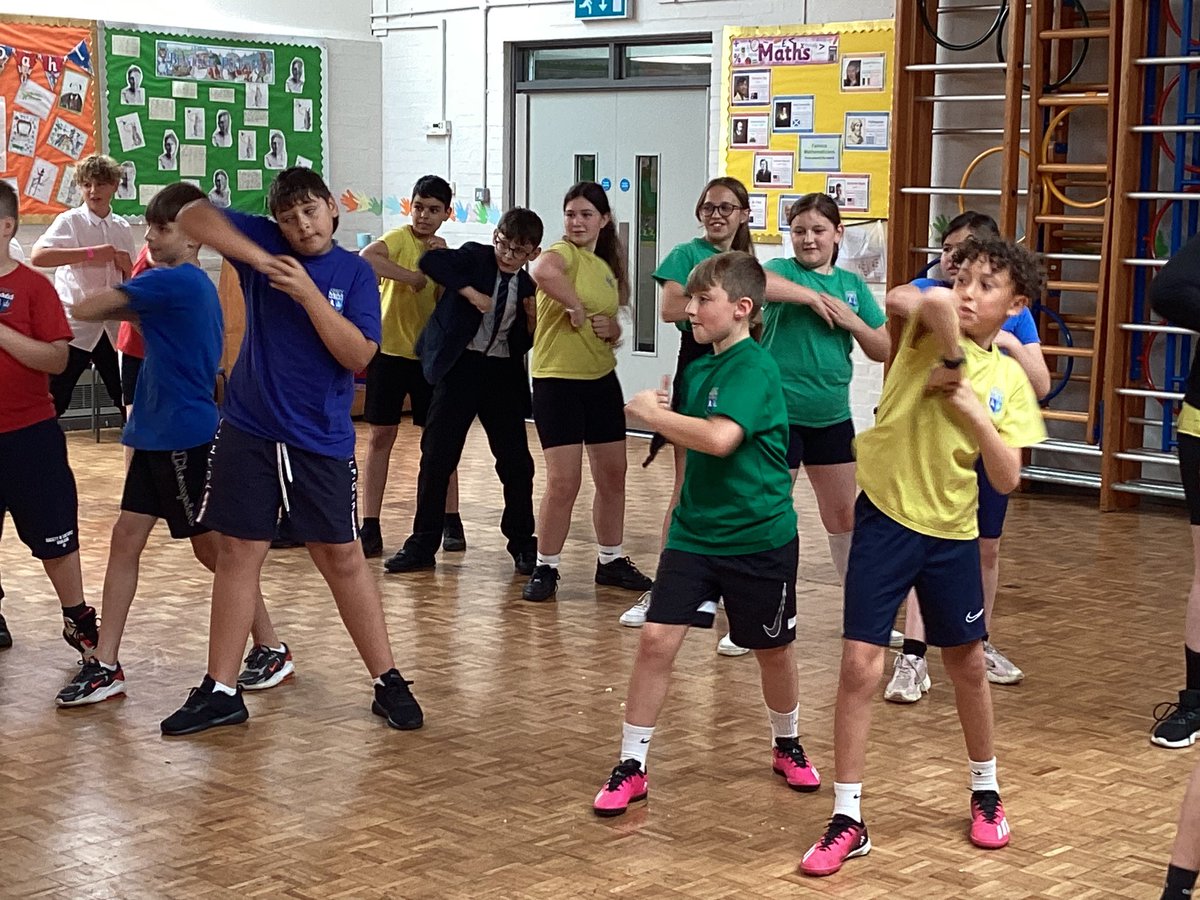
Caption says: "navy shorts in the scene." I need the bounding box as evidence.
[0,418,79,560]
[198,421,360,544]
[976,460,1010,539]
[364,352,432,427]
[532,371,626,449]
[786,419,855,469]
[843,493,985,648]
[121,444,211,539]
[647,537,798,650]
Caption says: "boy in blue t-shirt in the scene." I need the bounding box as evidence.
[159,168,423,736]
[55,183,290,708]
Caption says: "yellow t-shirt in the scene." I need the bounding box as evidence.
[531,240,619,380]
[377,225,440,359]
[855,316,1047,540]
[1179,402,1200,438]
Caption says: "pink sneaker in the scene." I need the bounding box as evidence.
[771,739,820,792]
[592,759,648,817]
[969,790,1010,849]
[800,814,871,877]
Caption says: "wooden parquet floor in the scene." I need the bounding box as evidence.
[0,423,1192,898]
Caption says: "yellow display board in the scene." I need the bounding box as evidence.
[720,20,894,242]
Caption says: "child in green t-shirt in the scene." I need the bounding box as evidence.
[762,193,890,591]
[592,251,821,817]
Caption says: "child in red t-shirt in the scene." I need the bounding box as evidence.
[0,180,98,657]
[116,245,152,424]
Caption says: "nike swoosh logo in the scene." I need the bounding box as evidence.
[639,738,651,744]
[965,609,984,623]
[763,582,788,639]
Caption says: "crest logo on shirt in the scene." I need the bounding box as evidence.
[845,290,859,311]
[0,290,12,313]
[707,388,719,412]
[988,386,1003,414]
[327,288,345,312]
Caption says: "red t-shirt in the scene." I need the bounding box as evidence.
[0,263,75,433]
[116,245,153,358]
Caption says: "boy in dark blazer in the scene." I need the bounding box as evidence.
[384,208,544,575]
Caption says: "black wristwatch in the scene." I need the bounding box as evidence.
[941,356,966,370]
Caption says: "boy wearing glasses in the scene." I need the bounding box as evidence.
[384,208,545,575]
[359,175,463,559]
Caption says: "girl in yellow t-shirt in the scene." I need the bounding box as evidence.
[523,181,653,602]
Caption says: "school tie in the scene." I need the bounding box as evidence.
[485,273,512,353]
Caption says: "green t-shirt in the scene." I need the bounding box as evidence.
[667,337,797,556]
[655,237,720,334]
[760,259,886,428]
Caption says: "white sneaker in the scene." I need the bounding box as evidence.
[619,591,651,627]
[716,633,750,657]
[883,653,930,703]
[983,641,1024,684]
[889,629,905,649]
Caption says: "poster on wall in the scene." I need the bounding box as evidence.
[0,17,99,220]
[103,26,326,217]
[720,19,894,241]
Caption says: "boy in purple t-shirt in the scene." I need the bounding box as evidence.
[159,168,423,736]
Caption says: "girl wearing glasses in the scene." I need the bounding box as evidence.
[523,182,654,603]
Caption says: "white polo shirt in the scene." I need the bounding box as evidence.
[33,204,135,351]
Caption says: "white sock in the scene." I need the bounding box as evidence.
[833,782,863,822]
[98,659,118,672]
[271,644,286,654]
[827,531,853,583]
[210,679,237,696]
[598,544,623,565]
[536,552,561,569]
[970,757,999,793]
[767,704,799,742]
[620,721,654,768]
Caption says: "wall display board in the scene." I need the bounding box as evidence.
[103,25,325,216]
[720,20,893,242]
[0,17,99,221]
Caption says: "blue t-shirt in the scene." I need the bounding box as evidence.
[222,211,382,459]
[121,263,223,451]
[912,277,1039,344]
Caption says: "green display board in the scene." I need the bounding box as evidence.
[103,25,325,217]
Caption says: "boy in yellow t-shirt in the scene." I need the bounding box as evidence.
[801,237,1046,878]
[359,175,458,559]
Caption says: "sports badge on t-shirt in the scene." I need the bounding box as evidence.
[988,386,1003,415]
[0,290,13,313]
[327,287,345,312]
[707,387,719,412]
[845,289,859,311]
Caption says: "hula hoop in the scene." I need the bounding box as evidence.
[917,0,1008,52]
[1040,106,1108,209]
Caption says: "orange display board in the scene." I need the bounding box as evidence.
[0,17,99,221]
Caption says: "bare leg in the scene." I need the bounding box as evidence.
[833,639,887,783]
[446,470,460,515]
[205,536,270,686]
[536,444,583,555]
[190,532,278,649]
[42,551,86,608]
[903,590,927,642]
[1185,526,1200,653]
[806,462,858,582]
[587,440,628,547]
[755,643,799,713]
[93,512,156,665]
[941,641,995,762]
[980,537,1001,628]
[1169,760,1200,871]
[623,623,690,726]
[307,541,395,677]
[362,424,398,520]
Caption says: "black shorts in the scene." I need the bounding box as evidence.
[647,537,799,650]
[0,418,79,560]
[532,371,626,449]
[121,354,143,406]
[121,444,212,539]
[1181,433,1200,526]
[786,418,856,469]
[364,352,432,427]
[198,421,359,544]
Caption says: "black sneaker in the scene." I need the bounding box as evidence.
[1152,689,1200,748]
[383,547,437,573]
[522,565,560,602]
[237,643,295,691]
[56,659,126,707]
[442,516,467,552]
[62,605,99,660]
[160,676,250,736]
[360,520,384,559]
[0,612,11,650]
[372,669,424,730]
[595,557,653,592]
[513,550,537,576]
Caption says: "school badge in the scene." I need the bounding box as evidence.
[0,291,13,313]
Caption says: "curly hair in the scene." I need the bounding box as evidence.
[75,154,122,186]
[951,236,1044,301]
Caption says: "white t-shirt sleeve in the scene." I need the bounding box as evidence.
[9,238,25,261]
[32,210,76,249]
